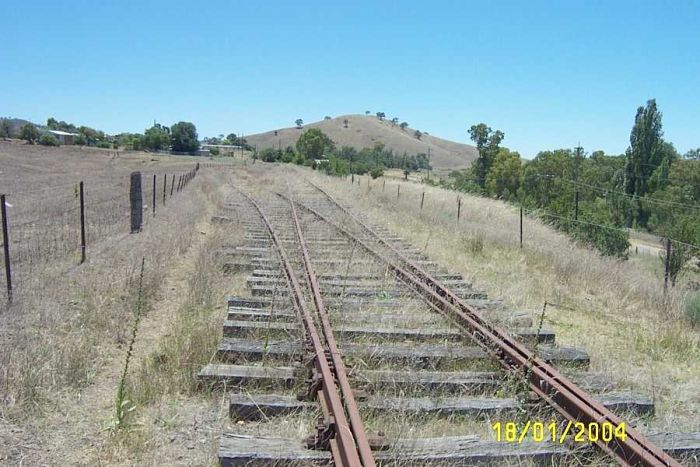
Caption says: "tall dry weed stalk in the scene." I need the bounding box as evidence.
[113,257,146,431]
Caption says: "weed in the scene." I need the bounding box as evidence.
[111,257,146,432]
[465,234,484,255]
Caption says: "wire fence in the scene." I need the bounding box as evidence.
[346,174,700,291]
[0,161,222,304]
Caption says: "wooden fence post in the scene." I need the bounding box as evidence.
[457,198,461,221]
[519,206,523,249]
[1,194,12,304]
[420,192,425,210]
[163,174,167,206]
[79,182,86,264]
[170,174,175,196]
[130,172,143,233]
[152,174,156,217]
[383,180,385,192]
[397,184,400,200]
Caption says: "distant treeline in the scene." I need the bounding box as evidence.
[257,128,431,178]
[1,117,253,156]
[442,99,699,281]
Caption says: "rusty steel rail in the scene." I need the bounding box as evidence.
[301,181,681,467]
[286,192,376,466]
[235,188,374,466]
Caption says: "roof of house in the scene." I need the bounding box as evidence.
[49,130,79,136]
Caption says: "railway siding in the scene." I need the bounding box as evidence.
[198,181,700,466]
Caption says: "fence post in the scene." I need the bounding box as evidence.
[1,194,12,304]
[170,174,175,196]
[397,184,400,200]
[130,172,143,233]
[351,174,354,184]
[79,182,86,264]
[177,175,182,192]
[519,205,523,249]
[457,198,461,221]
[163,174,167,206]
[152,174,156,217]
[383,180,385,192]
[663,237,672,292]
[420,192,425,210]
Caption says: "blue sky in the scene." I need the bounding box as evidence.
[2,0,698,158]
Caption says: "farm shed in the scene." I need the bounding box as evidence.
[48,130,78,145]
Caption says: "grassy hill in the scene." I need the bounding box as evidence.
[245,114,478,170]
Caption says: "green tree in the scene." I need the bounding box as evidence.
[684,148,700,160]
[77,126,100,146]
[391,117,398,126]
[370,166,384,178]
[572,199,630,258]
[295,118,304,129]
[343,118,349,128]
[485,148,521,200]
[170,121,199,153]
[260,147,281,162]
[660,218,699,287]
[399,122,408,131]
[414,130,422,140]
[623,99,666,198]
[46,117,59,129]
[0,119,12,139]
[469,123,504,189]
[39,133,60,146]
[142,123,170,151]
[376,112,385,121]
[19,124,40,144]
[365,110,371,115]
[296,128,334,161]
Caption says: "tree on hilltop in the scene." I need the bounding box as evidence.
[295,118,304,129]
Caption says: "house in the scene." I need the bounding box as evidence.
[48,130,79,145]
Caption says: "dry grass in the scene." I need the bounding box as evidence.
[0,143,236,464]
[297,169,700,433]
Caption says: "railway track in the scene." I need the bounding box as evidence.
[199,175,700,466]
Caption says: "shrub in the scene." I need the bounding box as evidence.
[38,134,60,146]
[19,124,40,144]
[96,141,112,149]
[685,292,700,326]
[370,166,384,179]
[209,147,220,156]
